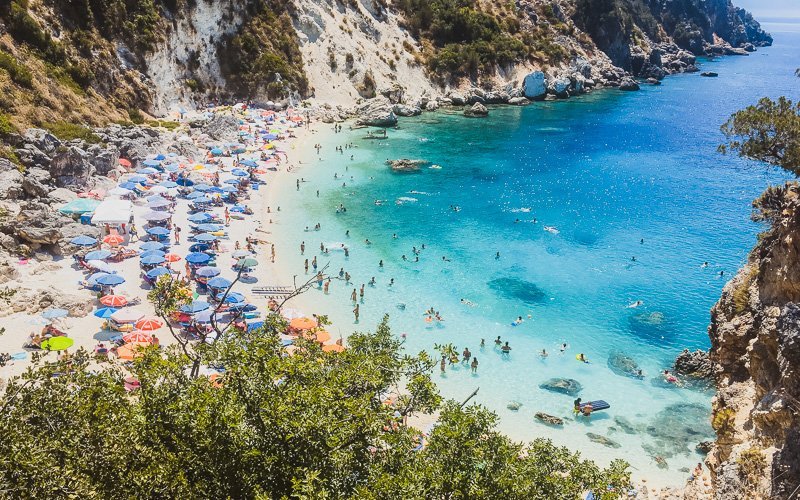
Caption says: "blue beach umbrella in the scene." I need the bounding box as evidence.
[186,191,204,200]
[159,180,178,188]
[210,148,224,156]
[137,167,158,174]
[71,235,98,246]
[186,252,211,264]
[207,276,232,289]
[231,169,248,177]
[247,321,264,332]
[147,198,171,209]
[181,301,211,314]
[193,183,213,192]
[120,181,138,190]
[228,303,257,312]
[230,205,246,213]
[196,223,223,232]
[187,213,212,223]
[154,154,166,161]
[140,250,166,258]
[146,266,171,279]
[222,292,245,304]
[87,272,110,285]
[194,233,217,242]
[96,274,126,286]
[84,249,111,260]
[194,310,215,324]
[207,187,224,194]
[195,266,220,277]
[264,133,278,140]
[164,164,180,173]
[146,226,171,236]
[142,211,171,222]
[222,186,238,193]
[140,241,166,251]
[223,179,240,185]
[140,254,166,265]
[143,159,162,167]
[94,307,118,319]
[176,178,194,186]
[240,159,258,168]
[128,175,148,183]
[192,196,212,204]
[189,243,210,253]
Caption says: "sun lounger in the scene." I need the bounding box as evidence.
[251,286,293,296]
[579,400,610,412]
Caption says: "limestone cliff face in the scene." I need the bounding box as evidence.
[707,182,800,499]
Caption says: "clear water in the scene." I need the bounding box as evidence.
[274,23,799,485]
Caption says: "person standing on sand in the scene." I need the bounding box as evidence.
[270,244,275,263]
[224,207,230,225]
[174,226,181,244]
[353,303,359,322]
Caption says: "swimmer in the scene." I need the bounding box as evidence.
[560,343,568,353]
[512,316,524,326]
[501,342,511,354]
[663,370,678,384]
[369,277,376,286]
[578,353,588,363]
[460,298,476,307]
[495,251,500,260]
[494,336,502,346]
[480,338,485,348]
[540,349,548,358]
[701,262,709,268]
[627,300,644,308]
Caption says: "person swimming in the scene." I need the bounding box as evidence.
[627,300,644,308]
[501,341,511,354]
[540,349,548,358]
[701,262,709,268]
[560,343,568,353]
[512,316,524,326]
[578,353,588,363]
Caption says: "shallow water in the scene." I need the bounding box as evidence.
[275,23,799,485]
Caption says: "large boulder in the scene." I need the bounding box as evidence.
[539,378,582,396]
[386,159,426,173]
[523,71,547,100]
[674,348,712,379]
[607,351,644,379]
[619,77,641,91]
[0,165,24,200]
[464,102,488,117]
[448,92,466,106]
[393,104,421,117]
[23,128,61,156]
[87,144,120,176]
[49,146,94,188]
[14,201,75,246]
[508,97,529,106]
[547,76,571,98]
[21,167,52,198]
[355,98,398,127]
[201,113,240,141]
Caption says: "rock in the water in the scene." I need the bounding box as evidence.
[386,159,426,173]
[613,416,639,434]
[607,350,644,379]
[646,78,661,85]
[508,96,529,106]
[464,102,488,117]
[619,77,641,91]
[547,76,571,98]
[674,348,712,379]
[696,441,713,454]
[355,98,398,127]
[539,378,582,396]
[535,412,564,426]
[393,104,421,117]
[448,92,466,106]
[700,72,719,77]
[507,401,522,411]
[586,432,621,448]
[523,71,547,100]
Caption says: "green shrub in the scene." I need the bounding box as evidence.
[44,63,87,96]
[185,79,203,92]
[732,267,758,314]
[737,447,767,486]
[2,0,67,63]
[0,145,23,170]
[0,51,33,87]
[42,121,101,143]
[128,109,145,124]
[712,407,736,436]
[0,112,15,137]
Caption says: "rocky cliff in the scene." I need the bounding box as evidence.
[706,182,800,499]
[0,0,772,129]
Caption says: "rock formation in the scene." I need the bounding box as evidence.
[539,378,582,396]
[706,182,800,498]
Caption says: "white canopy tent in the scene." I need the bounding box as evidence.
[91,198,132,225]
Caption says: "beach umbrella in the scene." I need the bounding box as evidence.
[322,343,345,353]
[154,154,166,161]
[221,292,245,304]
[128,175,148,183]
[71,235,98,246]
[123,331,153,344]
[235,257,259,269]
[87,272,110,285]
[223,179,240,185]
[196,223,223,232]
[194,310,214,324]
[143,159,161,167]
[135,317,163,331]
[230,205,246,213]
[84,249,112,261]
[142,211,171,222]
[176,178,194,186]
[103,234,125,246]
[231,169,248,177]
[119,158,132,168]
[195,266,220,278]
[40,337,74,351]
[146,267,171,279]
[181,301,211,314]
[187,213,212,223]
[247,321,264,332]
[111,309,144,323]
[228,303,257,312]
[195,233,217,242]
[192,195,212,204]
[210,148,224,156]
[207,187,224,194]
[207,276,232,289]
[240,159,258,168]
[86,260,113,273]
[147,198,171,209]
[186,191,204,200]
[222,186,238,193]
[164,164,180,173]
[159,180,178,188]
[117,342,147,361]
[94,307,118,319]
[289,317,317,331]
[139,241,166,251]
[188,243,210,252]
[140,250,166,258]
[140,254,166,265]
[137,167,158,174]
[120,181,138,190]
[147,194,169,203]
[186,252,211,264]
[193,183,213,192]
[42,308,69,320]
[147,186,169,196]
[164,253,181,262]
[108,187,132,196]
[100,295,128,307]
[97,274,126,286]
[231,250,251,258]
[146,226,170,236]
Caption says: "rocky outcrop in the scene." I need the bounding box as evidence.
[386,159,426,173]
[200,114,240,141]
[607,351,643,379]
[706,182,800,499]
[539,378,582,396]
[523,71,547,100]
[464,102,488,117]
[353,98,398,127]
[674,349,713,379]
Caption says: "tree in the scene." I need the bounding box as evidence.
[0,314,630,498]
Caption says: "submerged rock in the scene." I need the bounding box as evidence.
[507,401,522,411]
[464,102,488,117]
[613,416,639,434]
[700,72,719,77]
[535,412,564,426]
[539,378,582,396]
[607,351,644,379]
[488,277,547,305]
[586,432,621,448]
[674,348,712,379]
[619,77,641,91]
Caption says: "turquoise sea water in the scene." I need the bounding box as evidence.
[275,24,799,485]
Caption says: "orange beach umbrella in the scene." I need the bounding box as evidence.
[100,295,128,307]
[135,317,163,331]
[103,234,125,246]
[289,317,317,331]
[322,343,345,353]
[117,342,148,361]
[122,331,153,344]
